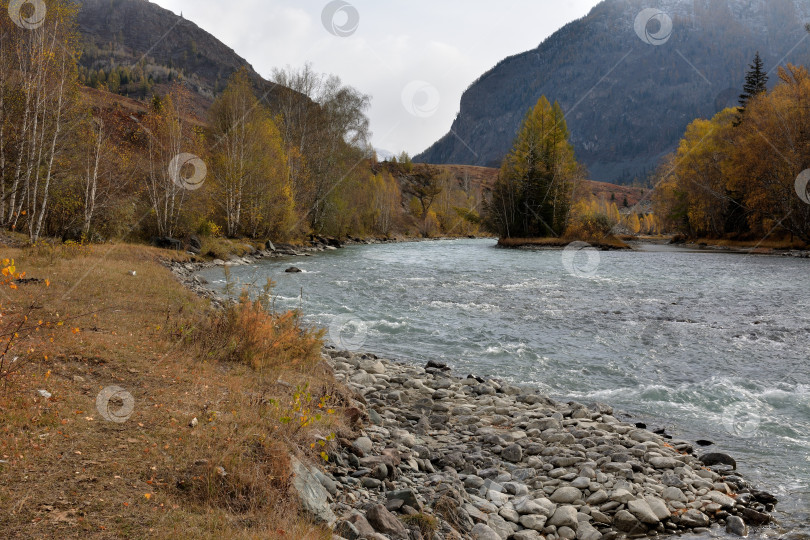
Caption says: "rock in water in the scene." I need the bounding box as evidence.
[699,452,737,469]
[290,457,336,526]
[285,267,302,273]
[726,515,748,536]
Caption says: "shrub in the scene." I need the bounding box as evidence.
[196,292,324,373]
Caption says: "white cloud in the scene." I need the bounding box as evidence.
[151,0,602,156]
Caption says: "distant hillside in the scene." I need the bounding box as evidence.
[416,0,810,184]
[75,0,289,116]
[430,164,646,207]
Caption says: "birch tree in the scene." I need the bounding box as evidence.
[1,0,81,242]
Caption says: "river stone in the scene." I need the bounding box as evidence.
[488,489,510,506]
[512,468,537,481]
[613,510,645,534]
[499,505,520,523]
[366,504,408,539]
[487,514,513,539]
[679,509,710,528]
[610,488,635,503]
[739,507,770,525]
[661,486,688,502]
[528,418,562,431]
[387,488,421,511]
[504,481,529,496]
[470,523,502,540]
[360,359,386,374]
[586,489,609,505]
[726,515,748,536]
[662,472,687,488]
[551,486,582,504]
[576,521,603,540]
[706,490,736,508]
[519,514,547,531]
[335,520,360,540]
[502,443,523,463]
[352,436,373,456]
[290,457,336,526]
[512,531,543,540]
[571,476,591,489]
[558,526,577,539]
[649,456,679,469]
[644,496,671,520]
[465,475,486,489]
[344,513,377,538]
[513,497,544,515]
[627,499,660,525]
[548,505,579,530]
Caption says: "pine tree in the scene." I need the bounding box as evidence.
[738,52,768,115]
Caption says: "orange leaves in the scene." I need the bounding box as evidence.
[1,259,23,290]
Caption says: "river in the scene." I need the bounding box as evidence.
[198,238,809,537]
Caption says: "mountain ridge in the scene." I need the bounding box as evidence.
[416,0,810,184]
[75,0,289,116]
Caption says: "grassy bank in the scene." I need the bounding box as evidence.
[684,237,809,252]
[0,242,348,539]
[497,236,631,250]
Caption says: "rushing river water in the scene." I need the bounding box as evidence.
[199,238,810,536]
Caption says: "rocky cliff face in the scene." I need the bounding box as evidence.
[416,0,810,184]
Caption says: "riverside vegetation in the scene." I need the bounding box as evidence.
[0,241,366,538]
[0,0,484,247]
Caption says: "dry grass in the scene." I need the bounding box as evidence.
[497,235,630,250]
[0,242,346,539]
[199,238,265,261]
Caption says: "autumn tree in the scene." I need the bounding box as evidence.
[270,64,371,233]
[0,0,82,241]
[484,96,578,238]
[209,69,294,238]
[728,64,810,240]
[139,84,205,238]
[654,64,810,241]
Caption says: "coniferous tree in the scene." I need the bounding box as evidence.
[737,52,768,116]
[484,96,577,238]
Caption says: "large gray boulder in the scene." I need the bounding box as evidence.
[290,457,336,526]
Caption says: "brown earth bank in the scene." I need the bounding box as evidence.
[668,236,810,257]
[496,237,632,251]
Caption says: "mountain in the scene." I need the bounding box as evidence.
[75,0,287,116]
[416,0,810,184]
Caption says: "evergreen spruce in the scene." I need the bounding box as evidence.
[737,52,768,117]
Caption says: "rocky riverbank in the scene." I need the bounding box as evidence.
[168,246,779,540]
[314,349,776,540]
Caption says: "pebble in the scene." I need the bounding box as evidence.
[194,329,780,540]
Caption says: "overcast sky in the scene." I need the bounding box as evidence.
[151,0,603,156]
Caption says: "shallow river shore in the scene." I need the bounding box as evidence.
[309,349,776,540]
